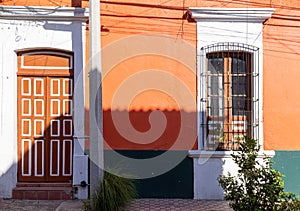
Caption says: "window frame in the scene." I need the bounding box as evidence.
[206,51,253,150]
[199,43,260,151]
[187,7,274,152]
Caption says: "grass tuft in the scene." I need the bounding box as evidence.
[84,168,137,211]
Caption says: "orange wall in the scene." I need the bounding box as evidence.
[264,25,300,150]
[95,0,300,150]
[3,0,300,150]
[101,53,197,150]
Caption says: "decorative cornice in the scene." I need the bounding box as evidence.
[188,8,275,22]
[0,6,89,21]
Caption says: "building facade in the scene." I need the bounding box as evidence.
[0,0,299,199]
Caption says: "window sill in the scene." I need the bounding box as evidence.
[188,149,275,158]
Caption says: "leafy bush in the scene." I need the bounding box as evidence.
[84,169,137,211]
[218,137,300,211]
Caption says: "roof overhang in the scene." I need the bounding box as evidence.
[0,6,89,21]
[188,8,275,22]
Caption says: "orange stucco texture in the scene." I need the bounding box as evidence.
[3,0,300,150]
[99,0,300,150]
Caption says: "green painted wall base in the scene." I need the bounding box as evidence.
[104,150,193,198]
[272,151,300,197]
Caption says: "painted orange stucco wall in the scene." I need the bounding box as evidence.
[2,0,300,150]
[96,0,300,150]
[87,0,199,150]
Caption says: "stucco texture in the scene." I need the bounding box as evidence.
[2,0,300,150]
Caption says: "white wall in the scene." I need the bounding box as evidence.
[191,152,238,199]
[0,6,88,198]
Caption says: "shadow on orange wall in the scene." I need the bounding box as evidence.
[85,108,198,151]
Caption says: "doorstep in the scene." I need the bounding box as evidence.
[12,183,73,200]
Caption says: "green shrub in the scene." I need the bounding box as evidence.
[218,137,300,211]
[84,169,137,211]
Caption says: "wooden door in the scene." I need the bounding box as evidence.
[17,49,73,182]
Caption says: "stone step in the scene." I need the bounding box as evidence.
[12,183,73,200]
[16,182,72,187]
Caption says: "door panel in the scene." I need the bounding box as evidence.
[17,76,73,182]
[46,77,73,182]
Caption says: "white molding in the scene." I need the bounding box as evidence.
[63,119,73,136]
[188,8,275,22]
[189,150,233,158]
[63,99,73,116]
[21,139,32,176]
[21,51,73,69]
[188,149,275,158]
[34,139,44,176]
[34,99,44,116]
[50,79,60,97]
[192,8,275,151]
[62,139,72,176]
[50,139,60,176]
[63,79,73,96]
[21,78,31,96]
[33,78,44,96]
[21,99,31,116]
[34,119,44,137]
[0,6,89,21]
[50,99,60,116]
[50,119,60,136]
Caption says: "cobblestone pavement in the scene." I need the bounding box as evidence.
[0,198,232,211]
[0,199,63,211]
[125,199,233,211]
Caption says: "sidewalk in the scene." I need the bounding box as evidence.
[0,198,232,211]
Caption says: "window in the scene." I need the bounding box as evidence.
[201,43,259,151]
[187,7,274,200]
[187,8,274,152]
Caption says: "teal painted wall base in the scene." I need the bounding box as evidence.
[272,151,300,197]
[104,150,193,198]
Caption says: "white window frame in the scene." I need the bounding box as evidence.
[188,8,275,151]
[201,43,259,150]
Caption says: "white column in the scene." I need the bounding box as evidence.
[89,0,104,197]
[72,9,89,200]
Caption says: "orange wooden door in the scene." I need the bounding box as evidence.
[17,76,73,182]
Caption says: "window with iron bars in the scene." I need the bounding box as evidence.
[201,43,259,151]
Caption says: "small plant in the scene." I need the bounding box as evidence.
[218,137,300,211]
[83,169,137,211]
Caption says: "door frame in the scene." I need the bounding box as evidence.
[16,48,75,183]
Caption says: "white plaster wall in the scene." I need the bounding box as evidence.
[192,153,238,200]
[194,21,263,199]
[197,22,263,48]
[197,20,264,146]
[191,150,275,200]
[0,7,88,198]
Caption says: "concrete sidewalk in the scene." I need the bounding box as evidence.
[0,198,232,211]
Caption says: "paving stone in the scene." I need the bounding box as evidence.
[55,200,83,211]
[124,199,232,211]
[0,198,232,211]
[0,199,63,211]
